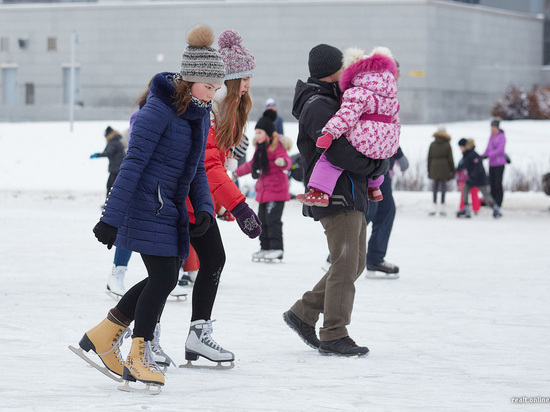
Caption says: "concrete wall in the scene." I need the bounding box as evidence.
[0,0,545,124]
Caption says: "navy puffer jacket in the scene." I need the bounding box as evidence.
[100,72,214,260]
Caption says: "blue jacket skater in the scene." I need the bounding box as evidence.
[100,72,215,260]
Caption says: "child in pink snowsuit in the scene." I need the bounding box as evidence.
[296,46,400,207]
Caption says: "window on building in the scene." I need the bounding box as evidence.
[0,38,9,52]
[2,67,18,105]
[25,83,35,105]
[18,38,29,50]
[47,37,57,51]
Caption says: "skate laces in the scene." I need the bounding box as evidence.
[152,324,175,367]
[98,327,131,360]
[143,341,164,375]
[201,320,223,351]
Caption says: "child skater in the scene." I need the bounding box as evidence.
[180,29,262,368]
[456,138,502,219]
[234,110,293,261]
[71,25,226,393]
[456,169,481,215]
[296,46,400,207]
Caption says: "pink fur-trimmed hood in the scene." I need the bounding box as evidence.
[339,54,398,92]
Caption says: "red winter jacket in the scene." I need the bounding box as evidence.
[187,125,246,223]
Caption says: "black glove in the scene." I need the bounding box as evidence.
[189,211,213,237]
[93,221,118,249]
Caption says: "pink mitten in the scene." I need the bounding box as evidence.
[316,131,334,151]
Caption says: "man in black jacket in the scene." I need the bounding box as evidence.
[90,126,126,199]
[283,44,389,356]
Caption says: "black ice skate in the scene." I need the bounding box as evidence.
[365,261,399,279]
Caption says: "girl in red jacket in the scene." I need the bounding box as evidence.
[235,110,293,262]
[183,29,261,368]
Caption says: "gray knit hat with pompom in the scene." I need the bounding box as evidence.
[180,25,226,85]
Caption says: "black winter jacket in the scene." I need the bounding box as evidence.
[98,134,125,174]
[292,77,389,220]
[456,148,488,187]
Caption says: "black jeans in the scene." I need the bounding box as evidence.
[489,165,504,207]
[116,254,180,341]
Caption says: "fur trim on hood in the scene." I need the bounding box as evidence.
[252,133,293,151]
[433,125,450,140]
[339,46,397,92]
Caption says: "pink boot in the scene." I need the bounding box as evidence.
[296,188,329,207]
[368,187,383,202]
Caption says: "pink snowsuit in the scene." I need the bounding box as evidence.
[308,53,400,196]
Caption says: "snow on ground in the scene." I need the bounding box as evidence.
[0,120,549,411]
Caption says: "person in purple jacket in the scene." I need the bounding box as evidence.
[482,119,507,207]
[234,110,293,261]
[70,25,225,392]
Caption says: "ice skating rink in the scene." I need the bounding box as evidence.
[1,189,548,411]
[1,120,549,410]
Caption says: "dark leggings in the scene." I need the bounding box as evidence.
[489,165,504,207]
[432,179,447,204]
[190,219,226,322]
[116,254,179,341]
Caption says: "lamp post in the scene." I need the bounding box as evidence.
[69,30,78,132]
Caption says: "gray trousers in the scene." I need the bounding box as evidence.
[462,184,495,207]
[291,210,367,341]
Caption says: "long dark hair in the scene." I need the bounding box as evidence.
[215,78,252,151]
[251,142,269,179]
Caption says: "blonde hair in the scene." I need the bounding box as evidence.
[214,78,252,151]
[268,133,279,152]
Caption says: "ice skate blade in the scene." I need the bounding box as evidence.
[167,294,188,302]
[68,345,123,382]
[365,271,399,280]
[179,360,235,370]
[252,257,283,263]
[105,290,122,300]
[118,380,162,395]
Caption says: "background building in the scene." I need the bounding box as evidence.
[1,0,549,123]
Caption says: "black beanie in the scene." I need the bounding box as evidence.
[491,119,500,128]
[458,138,467,147]
[104,126,114,137]
[308,44,343,79]
[255,110,277,137]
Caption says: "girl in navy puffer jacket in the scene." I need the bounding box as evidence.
[73,25,226,390]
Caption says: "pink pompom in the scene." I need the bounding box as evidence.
[218,30,242,49]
